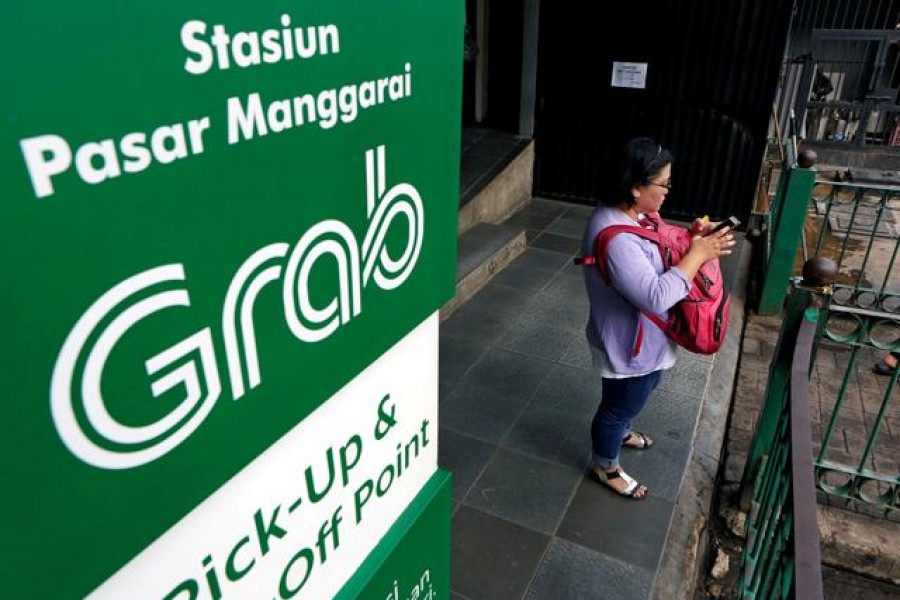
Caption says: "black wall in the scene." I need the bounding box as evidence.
[533,1,794,223]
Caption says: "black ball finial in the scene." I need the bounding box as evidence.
[798,148,817,169]
[802,257,836,287]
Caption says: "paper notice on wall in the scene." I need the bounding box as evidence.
[611,62,648,89]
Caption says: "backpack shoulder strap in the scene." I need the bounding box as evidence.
[574,225,634,268]
[573,221,675,354]
[599,225,674,336]
[589,224,665,284]
[598,223,662,246]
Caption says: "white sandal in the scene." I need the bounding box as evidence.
[591,467,648,499]
[621,430,654,449]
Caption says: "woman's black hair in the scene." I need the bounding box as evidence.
[601,137,673,207]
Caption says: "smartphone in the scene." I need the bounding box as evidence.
[706,216,740,235]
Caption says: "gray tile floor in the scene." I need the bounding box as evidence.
[440,198,739,600]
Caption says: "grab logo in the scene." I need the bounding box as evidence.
[50,145,424,470]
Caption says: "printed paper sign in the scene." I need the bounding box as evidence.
[611,61,649,89]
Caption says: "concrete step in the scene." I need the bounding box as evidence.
[441,222,526,320]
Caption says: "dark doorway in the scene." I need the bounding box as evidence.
[462,0,525,132]
[460,0,531,207]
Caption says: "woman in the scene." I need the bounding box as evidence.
[581,137,735,499]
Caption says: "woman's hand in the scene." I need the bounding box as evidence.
[689,216,724,236]
[689,227,735,262]
[674,227,736,280]
[690,217,710,236]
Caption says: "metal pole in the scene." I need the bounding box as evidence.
[758,150,818,314]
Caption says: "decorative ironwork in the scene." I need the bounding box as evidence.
[797,175,900,514]
[816,301,900,512]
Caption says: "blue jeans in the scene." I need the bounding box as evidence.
[591,370,661,470]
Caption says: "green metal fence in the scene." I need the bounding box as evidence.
[740,154,900,597]
[795,175,900,512]
[758,155,900,514]
[805,179,900,297]
[814,301,900,511]
[739,278,824,600]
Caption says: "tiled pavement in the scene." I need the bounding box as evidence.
[439,198,746,600]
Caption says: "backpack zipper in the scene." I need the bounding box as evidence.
[714,289,730,341]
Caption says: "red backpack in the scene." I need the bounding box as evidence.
[576,212,730,355]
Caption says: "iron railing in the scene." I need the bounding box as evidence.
[803,177,900,512]
[739,275,825,600]
[813,300,900,511]
[792,30,900,149]
[760,158,900,514]
[804,179,900,293]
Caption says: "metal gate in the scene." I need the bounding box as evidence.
[803,176,900,514]
[532,0,794,223]
[795,30,900,148]
[761,162,900,514]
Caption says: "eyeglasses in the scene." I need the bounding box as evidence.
[648,180,672,190]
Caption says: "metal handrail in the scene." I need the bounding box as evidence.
[789,311,825,599]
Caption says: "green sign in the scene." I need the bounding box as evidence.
[1,2,461,597]
[337,471,450,600]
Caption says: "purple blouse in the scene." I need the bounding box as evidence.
[581,205,691,375]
